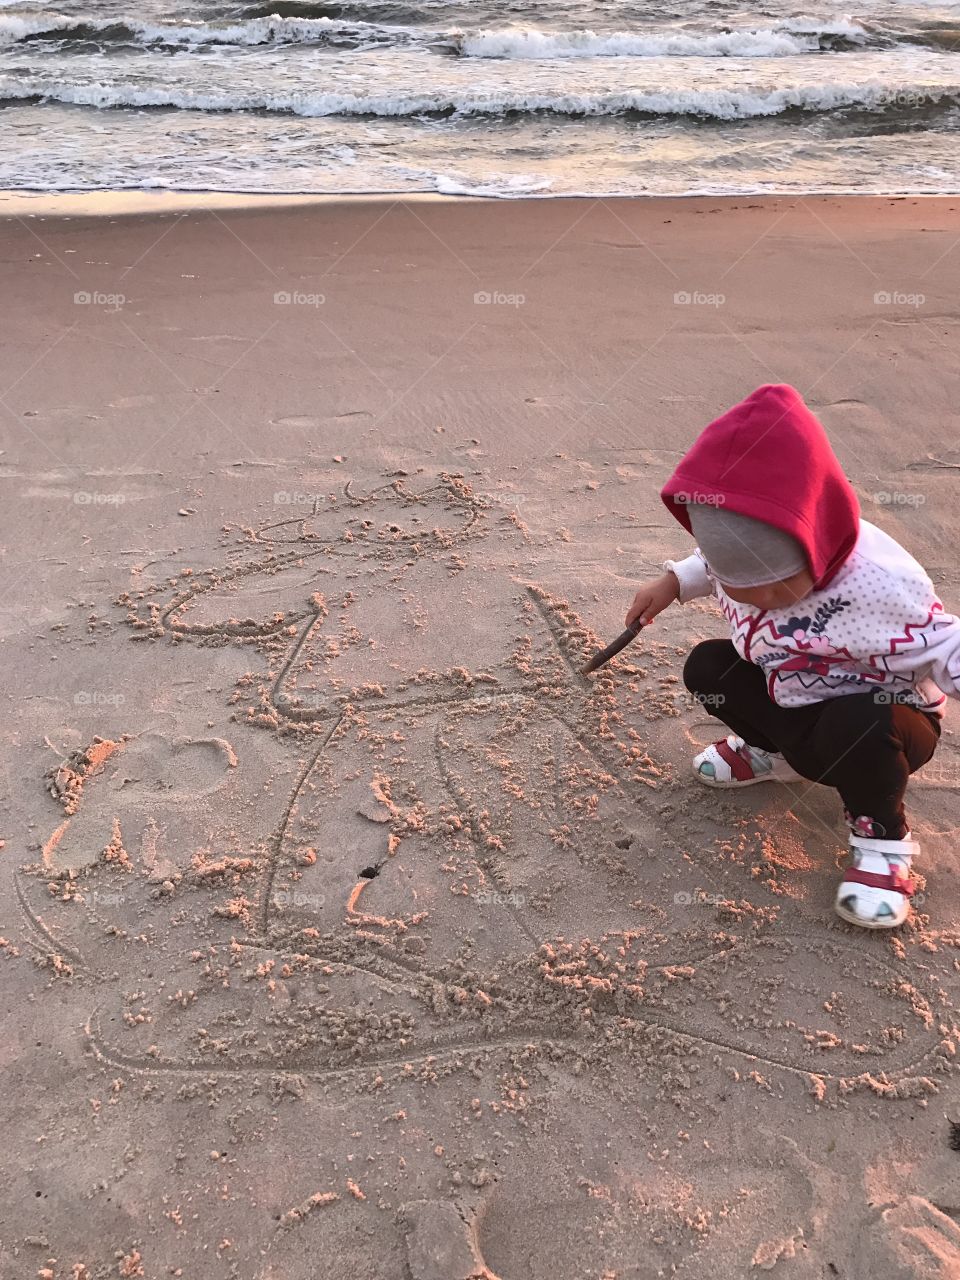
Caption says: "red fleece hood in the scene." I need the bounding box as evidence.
[661,384,860,590]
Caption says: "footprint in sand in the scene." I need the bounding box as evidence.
[18,730,257,972]
[40,731,239,876]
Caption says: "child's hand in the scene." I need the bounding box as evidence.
[626,571,680,628]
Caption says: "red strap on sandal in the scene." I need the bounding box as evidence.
[842,867,914,896]
[715,738,755,783]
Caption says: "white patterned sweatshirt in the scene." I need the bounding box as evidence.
[665,519,960,718]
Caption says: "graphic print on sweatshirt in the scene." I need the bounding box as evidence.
[716,527,954,713]
[772,595,853,678]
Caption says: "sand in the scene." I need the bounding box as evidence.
[2,193,960,1279]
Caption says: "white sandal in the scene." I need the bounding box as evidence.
[693,734,803,789]
[834,833,918,929]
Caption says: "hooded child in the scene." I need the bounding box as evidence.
[627,383,960,929]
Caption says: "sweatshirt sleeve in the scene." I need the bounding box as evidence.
[881,595,960,700]
[663,549,715,604]
[854,560,960,700]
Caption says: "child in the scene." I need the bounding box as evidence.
[627,383,960,929]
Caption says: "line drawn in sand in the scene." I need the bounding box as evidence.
[17,473,960,1097]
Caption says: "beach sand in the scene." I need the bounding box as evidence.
[3,193,960,1278]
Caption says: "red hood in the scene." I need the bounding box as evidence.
[660,384,860,589]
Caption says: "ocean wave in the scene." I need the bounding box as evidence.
[242,0,447,16]
[454,22,872,59]
[0,13,419,48]
[0,12,893,58]
[3,77,957,120]
[898,21,960,52]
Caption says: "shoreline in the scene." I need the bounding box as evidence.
[1,186,958,221]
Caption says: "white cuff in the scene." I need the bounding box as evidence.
[664,550,714,604]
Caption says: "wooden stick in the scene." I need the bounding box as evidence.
[581,619,644,675]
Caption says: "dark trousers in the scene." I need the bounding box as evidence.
[683,640,940,841]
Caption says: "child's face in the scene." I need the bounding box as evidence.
[719,567,815,611]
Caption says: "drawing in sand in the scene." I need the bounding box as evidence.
[13,467,960,1275]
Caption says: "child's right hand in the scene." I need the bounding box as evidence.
[625,571,680,628]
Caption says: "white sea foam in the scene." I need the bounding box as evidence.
[0,13,876,56]
[3,76,954,120]
[456,24,870,60]
[0,14,417,47]
[431,172,553,194]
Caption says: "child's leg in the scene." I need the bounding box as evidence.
[796,696,940,841]
[686,637,942,819]
[804,695,941,927]
[683,640,814,784]
[684,642,940,816]
[683,639,795,752]
[685,641,940,927]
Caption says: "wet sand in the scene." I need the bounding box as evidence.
[3,194,960,1279]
